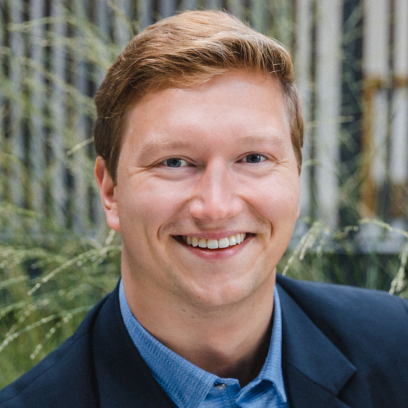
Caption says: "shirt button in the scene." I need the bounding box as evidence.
[214,383,227,390]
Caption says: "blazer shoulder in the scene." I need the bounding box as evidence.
[0,293,111,408]
[276,273,408,316]
[277,275,408,407]
[276,274,408,358]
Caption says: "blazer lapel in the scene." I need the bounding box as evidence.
[91,284,174,408]
[278,285,356,408]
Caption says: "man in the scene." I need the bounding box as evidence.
[1,10,408,408]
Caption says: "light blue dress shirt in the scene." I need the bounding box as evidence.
[119,281,288,408]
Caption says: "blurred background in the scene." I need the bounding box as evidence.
[0,0,407,387]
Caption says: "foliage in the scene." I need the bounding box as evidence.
[0,203,121,388]
[283,218,408,298]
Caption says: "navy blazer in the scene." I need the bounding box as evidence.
[1,274,408,408]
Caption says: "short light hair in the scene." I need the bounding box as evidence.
[94,10,304,179]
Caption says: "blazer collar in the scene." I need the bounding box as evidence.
[91,283,174,408]
[277,282,356,408]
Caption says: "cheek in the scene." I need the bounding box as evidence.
[117,179,192,231]
[250,177,300,223]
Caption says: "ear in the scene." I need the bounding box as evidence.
[94,156,120,232]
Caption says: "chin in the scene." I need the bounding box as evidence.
[182,277,267,309]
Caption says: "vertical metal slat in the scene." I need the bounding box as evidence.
[49,0,67,225]
[315,0,343,227]
[29,0,47,215]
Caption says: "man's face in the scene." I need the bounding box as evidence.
[99,70,300,308]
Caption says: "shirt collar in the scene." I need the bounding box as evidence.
[256,285,287,402]
[119,281,287,408]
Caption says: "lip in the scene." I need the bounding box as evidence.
[174,234,253,260]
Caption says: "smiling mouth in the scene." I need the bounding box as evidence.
[176,233,248,250]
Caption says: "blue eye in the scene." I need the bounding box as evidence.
[162,158,189,167]
[242,154,266,163]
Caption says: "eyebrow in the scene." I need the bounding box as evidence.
[235,134,286,146]
[136,133,287,160]
[136,139,192,160]
[232,134,288,154]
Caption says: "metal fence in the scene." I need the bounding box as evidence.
[1,0,407,241]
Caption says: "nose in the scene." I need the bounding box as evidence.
[189,160,242,223]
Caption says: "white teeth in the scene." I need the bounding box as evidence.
[207,239,218,249]
[218,238,229,248]
[181,233,247,249]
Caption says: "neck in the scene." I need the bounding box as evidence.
[122,271,275,387]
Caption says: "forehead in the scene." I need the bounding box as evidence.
[121,70,291,155]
